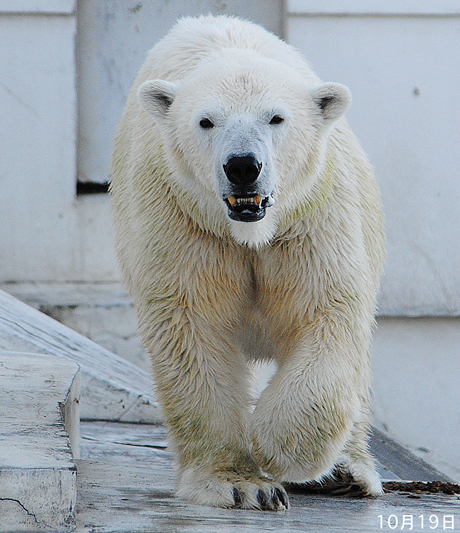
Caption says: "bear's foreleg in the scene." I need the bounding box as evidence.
[250,309,382,496]
[141,304,289,510]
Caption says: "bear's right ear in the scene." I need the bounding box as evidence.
[137,80,179,119]
[311,82,351,125]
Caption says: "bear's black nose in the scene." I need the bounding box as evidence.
[223,155,262,185]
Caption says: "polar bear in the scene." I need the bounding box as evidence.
[110,15,385,511]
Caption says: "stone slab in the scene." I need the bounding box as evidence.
[370,427,452,483]
[0,288,161,422]
[0,282,149,372]
[0,352,79,532]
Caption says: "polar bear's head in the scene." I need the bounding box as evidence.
[138,50,350,246]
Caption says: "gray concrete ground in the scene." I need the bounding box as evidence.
[77,422,460,533]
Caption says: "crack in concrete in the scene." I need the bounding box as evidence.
[81,434,167,450]
[0,497,40,524]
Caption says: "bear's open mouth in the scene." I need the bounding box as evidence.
[225,194,274,222]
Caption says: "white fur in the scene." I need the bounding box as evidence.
[110,15,386,510]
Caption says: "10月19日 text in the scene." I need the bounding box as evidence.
[379,514,456,530]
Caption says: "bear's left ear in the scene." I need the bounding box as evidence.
[311,82,351,125]
[138,80,180,120]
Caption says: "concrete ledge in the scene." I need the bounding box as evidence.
[0,0,76,15]
[0,288,161,423]
[0,352,79,532]
[1,282,149,372]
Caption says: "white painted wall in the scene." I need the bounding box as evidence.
[0,0,282,283]
[0,3,119,282]
[77,0,283,185]
[2,0,458,312]
[0,8,76,281]
[287,1,460,317]
[372,317,460,482]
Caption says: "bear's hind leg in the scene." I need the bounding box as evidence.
[328,398,383,496]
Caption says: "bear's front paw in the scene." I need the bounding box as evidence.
[177,468,289,511]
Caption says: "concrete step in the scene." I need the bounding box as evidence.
[0,352,80,532]
[0,288,161,423]
[0,282,148,372]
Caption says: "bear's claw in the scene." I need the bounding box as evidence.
[276,486,290,508]
[232,487,243,507]
[256,486,289,511]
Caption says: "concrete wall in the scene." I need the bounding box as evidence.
[286,0,460,317]
[0,0,282,283]
[2,0,458,309]
[372,318,460,481]
[77,0,283,185]
[0,1,119,282]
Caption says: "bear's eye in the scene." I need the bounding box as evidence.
[269,115,284,125]
[199,118,214,129]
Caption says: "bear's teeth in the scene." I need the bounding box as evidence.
[226,195,266,207]
[236,197,257,206]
